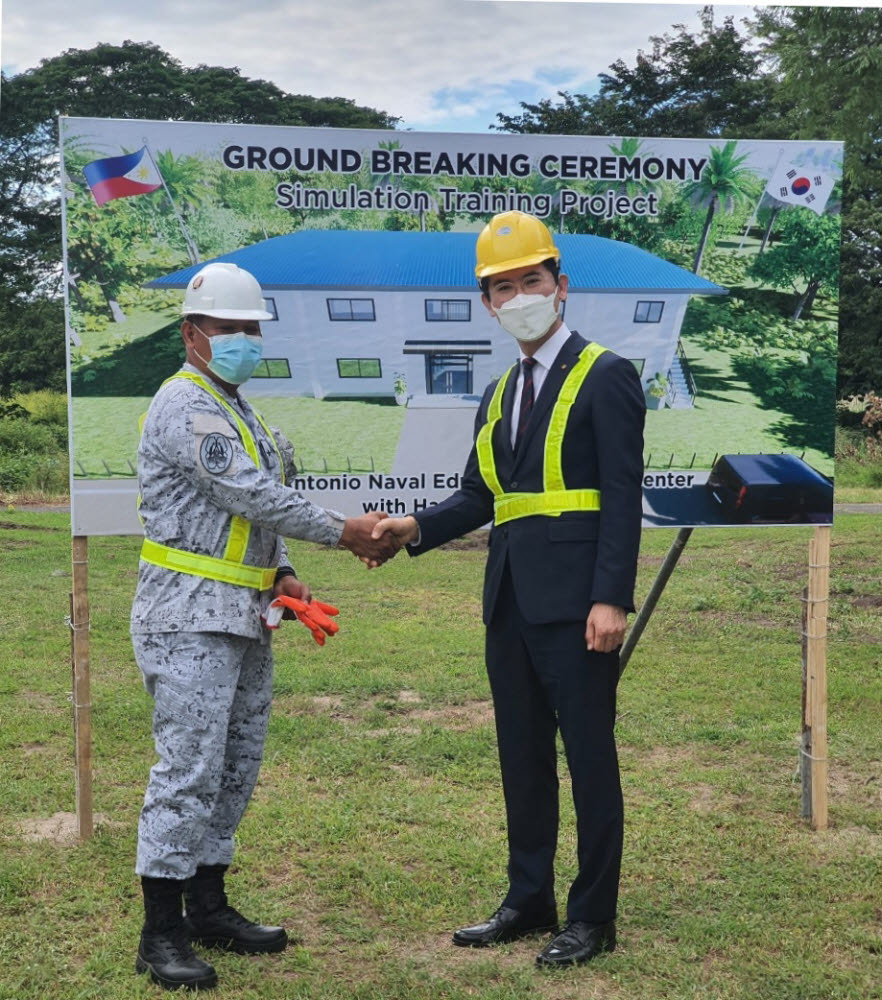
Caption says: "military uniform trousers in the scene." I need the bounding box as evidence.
[134,631,273,879]
[487,564,623,924]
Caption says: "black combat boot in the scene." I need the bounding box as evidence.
[183,865,288,955]
[136,876,218,991]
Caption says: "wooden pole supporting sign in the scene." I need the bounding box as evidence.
[619,526,693,677]
[69,535,93,841]
[802,525,830,830]
[623,523,831,830]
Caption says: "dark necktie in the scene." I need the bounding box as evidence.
[515,357,537,452]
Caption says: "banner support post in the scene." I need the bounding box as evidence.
[619,527,693,676]
[70,535,94,841]
[803,524,830,830]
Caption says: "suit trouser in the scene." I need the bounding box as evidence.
[486,566,622,923]
[133,631,273,880]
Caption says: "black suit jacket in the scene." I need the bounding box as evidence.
[410,331,646,626]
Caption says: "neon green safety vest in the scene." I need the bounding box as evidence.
[476,342,607,526]
[139,371,285,590]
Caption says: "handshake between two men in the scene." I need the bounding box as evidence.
[337,512,420,568]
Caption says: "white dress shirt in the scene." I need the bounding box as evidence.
[509,323,573,448]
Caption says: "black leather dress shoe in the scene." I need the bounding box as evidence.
[536,920,616,966]
[452,905,558,947]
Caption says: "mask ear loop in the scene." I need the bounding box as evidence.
[187,321,213,369]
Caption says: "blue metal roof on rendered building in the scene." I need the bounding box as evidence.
[147,230,726,295]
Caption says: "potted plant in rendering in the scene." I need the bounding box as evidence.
[646,372,669,410]
[393,372,408,406]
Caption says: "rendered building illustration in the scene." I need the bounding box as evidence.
[147,230,726,408]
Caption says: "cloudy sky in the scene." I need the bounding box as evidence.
[2,0,751,132]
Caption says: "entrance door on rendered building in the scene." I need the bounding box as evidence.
[426,352,473,395]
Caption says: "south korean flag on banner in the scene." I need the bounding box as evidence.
[764,159,833,216]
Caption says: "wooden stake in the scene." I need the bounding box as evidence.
[805,525,830,831]
[800,585,811,819]
[70,535,93,841]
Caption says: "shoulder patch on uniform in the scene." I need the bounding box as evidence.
[199,433,233,474]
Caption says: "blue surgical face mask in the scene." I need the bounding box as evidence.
[194,326,263,385]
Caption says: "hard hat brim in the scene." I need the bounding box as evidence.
[475,248,561,281]
[181,307,274,321]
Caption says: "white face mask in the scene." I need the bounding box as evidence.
[492,291,560,343]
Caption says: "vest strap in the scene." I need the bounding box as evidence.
[475,363,516,500]
[140,539,277,590]
[494,488,601,526]
[543,342,608,491]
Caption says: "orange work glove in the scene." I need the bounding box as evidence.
[270,595,340,646]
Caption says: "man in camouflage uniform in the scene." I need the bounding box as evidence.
[132,262,396,991]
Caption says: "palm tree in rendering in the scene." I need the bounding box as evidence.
[684,140,754,275]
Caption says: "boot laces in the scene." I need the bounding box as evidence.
[170,922,198,959]
[151,920,198,962]
[217,904,256,930]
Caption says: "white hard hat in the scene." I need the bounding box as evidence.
[181,262,273,320]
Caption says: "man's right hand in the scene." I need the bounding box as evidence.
[371,515,419,547]
[338,512,402,566]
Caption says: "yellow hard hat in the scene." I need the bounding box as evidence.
[474,211,560,280]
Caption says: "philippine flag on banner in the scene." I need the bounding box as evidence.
[764,160,833,216]
[82,147,162,206]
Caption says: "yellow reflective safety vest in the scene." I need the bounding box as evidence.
[139,371,285,590]
[476,343,607,526]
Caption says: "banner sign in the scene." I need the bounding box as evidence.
[60,118,842,534]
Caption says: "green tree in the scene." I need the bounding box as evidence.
[214,169,295,243]
[753,7,882,393]
[61,144,189,324]
[493,6,878,396]
[682,141,754,274]
[0,40,398,396]
[753,7,882,191]
[838,193,882,395]
[0,298,66,397]
[495,7,778,139]
[749,210,840,320]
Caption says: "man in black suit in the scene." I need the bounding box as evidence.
[372,211,645,966]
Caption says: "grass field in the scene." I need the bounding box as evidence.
[69,396,407,478]
[70,363,831,481]
[0,513,880,999]
[72,306,180,359]
[644,334,833,475]
[835,486,882,504]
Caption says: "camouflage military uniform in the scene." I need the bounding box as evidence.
[133,363,344,879]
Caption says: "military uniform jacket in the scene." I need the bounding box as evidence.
[410,331,646,625]
[131,364,344,639]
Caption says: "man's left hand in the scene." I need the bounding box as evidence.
[274,575,311,618]
[585,602,627,653]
